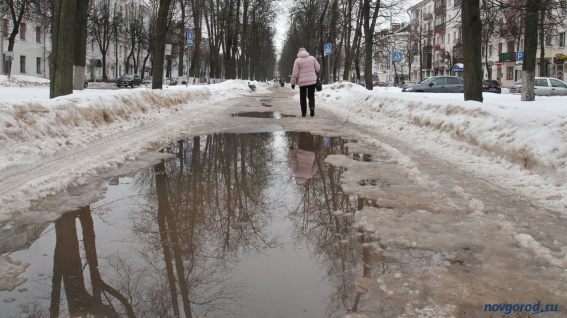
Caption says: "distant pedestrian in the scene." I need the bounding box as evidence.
[290,48,321,117]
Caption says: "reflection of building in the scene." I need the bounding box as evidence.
[0,221,50,254]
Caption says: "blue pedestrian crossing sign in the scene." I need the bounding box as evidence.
[392,52,403,62]
[324,43,332,56]
[186,30,194,46]
[184,149,192,165]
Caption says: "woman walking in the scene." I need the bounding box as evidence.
[290,48,321,117]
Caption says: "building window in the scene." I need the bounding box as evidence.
[489,45,493,57]
[1,19,8,37]
[36,26,41,43]
[20,23,26,40]
[560,32,566,47]
[506,67,513,80]
[442,35,445,44]
[482,47,485,57]
[545,32,553,46]
[20,56,26,73]
[507,41,514,52]
[453,32,456,43]
[448,33,451,43]
[36,57,41,73]
[498,43,503,54]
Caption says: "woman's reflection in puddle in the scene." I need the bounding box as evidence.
[289,132,319,184]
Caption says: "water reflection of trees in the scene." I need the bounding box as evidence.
[285,132,379,316]
[128,132,280,317]
[50,206,134,317]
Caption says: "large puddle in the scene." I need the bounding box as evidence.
[1,131,384,317]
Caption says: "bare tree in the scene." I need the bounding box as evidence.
[89,0,119,82]
[152,0,173,89]
[462,0,483,101]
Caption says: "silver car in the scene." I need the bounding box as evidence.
[509,77,567,96]
[403,76,464,93]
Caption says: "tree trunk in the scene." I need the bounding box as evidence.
[462,0,483,102]
[50,0,77,98]
[522,0,539,101]
[152,0,173,89]
[538,8,546,77]
[73,0,89,90]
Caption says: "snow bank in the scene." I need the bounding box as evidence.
[0,75,50,87]
[320,83,567,182]
[0,81,249,170]
[0,80,254,215]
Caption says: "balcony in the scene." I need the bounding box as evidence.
[423,13,433,20]
[499,52,516,62]
[434,44,444,51]
[435,23,446,33]
[426,30,434,37]
[424,45,433,53]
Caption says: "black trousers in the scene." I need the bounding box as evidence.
[299,85,316,117]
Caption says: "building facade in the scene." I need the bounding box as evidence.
[1,17,50,78]
[407,0,567,87]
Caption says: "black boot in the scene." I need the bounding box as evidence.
[310,108,314,117]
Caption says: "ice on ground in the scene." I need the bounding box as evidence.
[0,255,29,291]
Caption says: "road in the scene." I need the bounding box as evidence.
[1,85,565,317]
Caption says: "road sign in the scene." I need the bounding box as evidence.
[392,51,403,62]
[516,51,524,61]
[186,30,194,46]
[323,136,330,148]
[165,44,172,56]
[324,43,332,56]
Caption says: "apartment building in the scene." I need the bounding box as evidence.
[407,0,567,87]
[1,17,50,78]
[2,0,152,82]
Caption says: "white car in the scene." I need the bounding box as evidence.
[509,77,567,96]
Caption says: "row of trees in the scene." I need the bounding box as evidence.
[1,0,279,97]
[278,0,567,102]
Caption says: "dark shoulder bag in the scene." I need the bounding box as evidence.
[315,74,322,92]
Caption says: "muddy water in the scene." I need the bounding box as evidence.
[0,131,384,318]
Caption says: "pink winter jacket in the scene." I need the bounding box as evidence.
[290,50,321,87]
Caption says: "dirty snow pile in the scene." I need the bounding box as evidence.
[0,80,259,215]
[318,82,567,213]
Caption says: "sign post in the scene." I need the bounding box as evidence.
[186,30,193,86]
[324,43,332,84]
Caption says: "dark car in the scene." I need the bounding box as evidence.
[482,80,501,94]
[403,76,464,93]
[117,74,141,87]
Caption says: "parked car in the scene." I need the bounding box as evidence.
[142,76,153,84]
[482,80,501,94]
[373,82,385,87]
[169,77,178,85]
[509,77,567,96]
[400,81,417,89]
[403,76,464,93]
[117,74,141,87]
